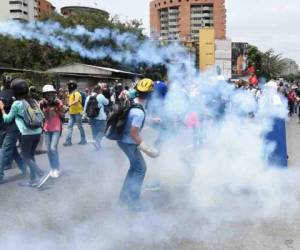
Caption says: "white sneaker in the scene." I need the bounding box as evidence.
[52,170,60,178]
[49,170,55,178]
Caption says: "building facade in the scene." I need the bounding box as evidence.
[37,0,55,19]
[0,0,38,22]
[150,0,226,42]
[61,6,109,19]
[215,39,232,80]
[281,58,299,76]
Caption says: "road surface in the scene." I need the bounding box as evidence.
[1,117,300,250]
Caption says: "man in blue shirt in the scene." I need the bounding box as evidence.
[84,85,109,150]
[118,78,159,211]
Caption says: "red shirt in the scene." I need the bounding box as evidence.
[40,99,63,132]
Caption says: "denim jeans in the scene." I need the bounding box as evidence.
[20,134,44,182]
[0,129,25,180]
[65,114,86,143]
[45,131,61,170]
[117,141,147,203]
[90,119,106,148]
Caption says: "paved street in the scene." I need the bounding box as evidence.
[1,117,300,250]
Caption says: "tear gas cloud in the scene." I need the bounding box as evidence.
[0,20,299,249]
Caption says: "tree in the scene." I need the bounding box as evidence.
[248,45,286,80]
[260,49,285,80]
[247,45,263,76]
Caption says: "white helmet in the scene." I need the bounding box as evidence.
[265,80,278,89]
[42,84,56,93]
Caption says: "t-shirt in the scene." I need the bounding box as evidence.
[3,100,42,136]
[68,91,83,115]
[40,99,63,132]
[121,107,145,144]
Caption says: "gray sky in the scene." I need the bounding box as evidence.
[49,0,300,65]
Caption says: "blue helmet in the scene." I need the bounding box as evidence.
[153,81,168,98]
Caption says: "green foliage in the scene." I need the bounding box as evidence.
[0,10,146,80]
[248,45,286,80]
[260,49,285,80]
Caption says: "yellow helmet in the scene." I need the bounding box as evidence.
[136,78,154,93]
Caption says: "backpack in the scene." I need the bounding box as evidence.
[21,100,44,129]
[86,95,100,118]
[105,102,145,141]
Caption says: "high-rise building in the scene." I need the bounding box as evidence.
[150,0,226,42]
[37,0,55,19]
[0,0,38,22]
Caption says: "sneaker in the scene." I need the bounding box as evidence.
[63,142,72,147]
[51,170,60,178]
[49,170,55,178]
[78,140,87,145]
[28,180,39,187]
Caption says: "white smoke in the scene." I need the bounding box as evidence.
[0,20,299,249]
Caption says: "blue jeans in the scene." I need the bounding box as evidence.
[65,114,86,143]
[90,119,106,148]
[45,131,61,170]
[0,129,25,180]
[117,141,147,203]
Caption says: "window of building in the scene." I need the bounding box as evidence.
[9,1,22,4]
[10,9,22,13]
[23,11,28,15]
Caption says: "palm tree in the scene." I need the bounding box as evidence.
[260,49,285,80]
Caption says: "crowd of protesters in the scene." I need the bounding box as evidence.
[0,73,297,210]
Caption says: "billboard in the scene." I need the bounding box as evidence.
[232,42,249,76]
[199,28,215,71]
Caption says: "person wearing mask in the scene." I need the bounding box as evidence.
[84,85,109,150]
[40,85,64,178]
[0,76,26,184]
[63,81,87,146]
[118,78,159,211]
[0,79,45,187]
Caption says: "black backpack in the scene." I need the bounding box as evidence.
[105,103,145,141]
[86,95,100,118]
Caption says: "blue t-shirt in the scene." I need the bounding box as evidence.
[121,107,145,144]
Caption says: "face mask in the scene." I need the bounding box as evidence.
[44,93,56,104]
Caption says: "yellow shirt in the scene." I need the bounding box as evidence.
[68,91,83,115]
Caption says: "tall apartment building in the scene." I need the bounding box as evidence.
[0,0,38,22]
[37,0,55,19]
[150,0,226,42]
